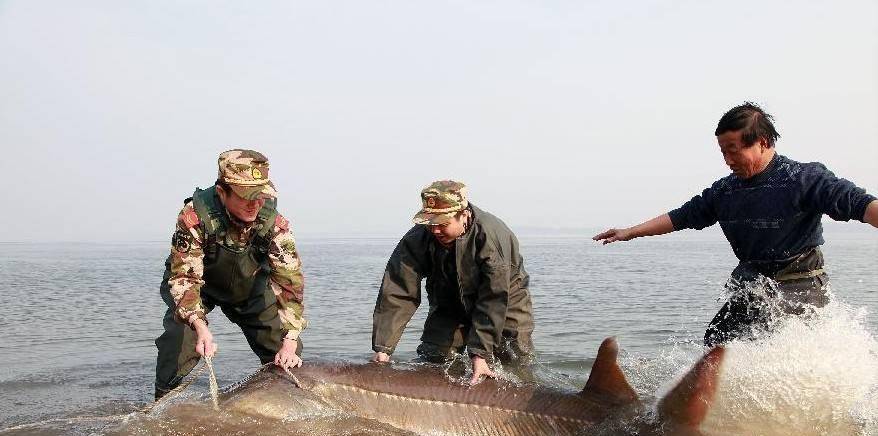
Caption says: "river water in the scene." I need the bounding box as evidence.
[1,227,876,435]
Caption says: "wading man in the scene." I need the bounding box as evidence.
[593,103,878,346]
[371,181,535,384]
[154,149,307,400]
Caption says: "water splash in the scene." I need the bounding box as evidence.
[699,295,878,435]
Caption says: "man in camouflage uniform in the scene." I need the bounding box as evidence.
[371,181,535,385]
[154,149,306,400]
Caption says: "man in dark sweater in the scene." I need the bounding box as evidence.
[593,103,878,346]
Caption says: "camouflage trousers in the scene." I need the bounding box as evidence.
[154,284,301,400]
[703,273,830,347]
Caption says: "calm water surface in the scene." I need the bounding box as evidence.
[0,228,876,434]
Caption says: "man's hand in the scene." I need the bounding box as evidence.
[592,228,633,245]
[192,319,218,358]
[274,338,303,370]
[469,355,496,385]
[593,214,675,245]
[864,199,878,229]
[371,352,391,363]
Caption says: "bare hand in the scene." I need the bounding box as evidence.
[469,355,496,385]
[193,321,218,358]
[592,228,632,245]
[371,352,391,363]
[274,338,303,370]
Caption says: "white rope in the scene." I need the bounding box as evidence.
[205,356,220,411]
[141,357,212,415]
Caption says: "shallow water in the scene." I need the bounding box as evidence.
[0,228,876,434]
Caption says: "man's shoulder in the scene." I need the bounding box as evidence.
[776,155,833,181]
[710,174,736,191]
[273,213,291,233]
[471,205,515,237]
[776,154,805,174]
[176,201,201,229]
[791,157,830,174]
[175,186,216,227]
[392,225,433,259]
[401,224,430,241]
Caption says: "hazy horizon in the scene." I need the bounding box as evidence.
[2,1,876,242]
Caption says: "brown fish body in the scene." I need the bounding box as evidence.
[223,362,624,436]
[170,338,723,436]
[224,363,615,435]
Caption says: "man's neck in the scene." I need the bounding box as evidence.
[754,149,777,176]
[225,208,255,229]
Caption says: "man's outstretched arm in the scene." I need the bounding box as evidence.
[593,213,675,245]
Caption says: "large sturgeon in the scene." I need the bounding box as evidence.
[215,338,725,435]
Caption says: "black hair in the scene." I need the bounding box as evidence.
[714,102,780,148]
[215,179,231,191]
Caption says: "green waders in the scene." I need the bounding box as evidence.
[416,296,535,382]
[154,188,301,400]
[703,247,830,347]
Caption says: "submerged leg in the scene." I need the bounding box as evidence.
[154,306,201,400]
[705,273,832,347]
[415,341,460,363]
[154,281,215,400]
[494,330,536,383]
[418,313,467,363]
[223,289,299,365]
[775,273,830,315]
[703,291,771,347]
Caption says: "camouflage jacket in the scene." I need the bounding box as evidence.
[167,193,306,340]
[372,204,533,358]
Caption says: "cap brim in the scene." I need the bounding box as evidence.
[412,210,455,225]
[229,181,277,200]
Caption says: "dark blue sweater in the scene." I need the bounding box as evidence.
[668,154,875,265]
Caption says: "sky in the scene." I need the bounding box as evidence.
[1,0,876,242]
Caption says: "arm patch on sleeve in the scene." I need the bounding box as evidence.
[181,207,200,229]
[275,215,290,232]
[172,229,193,253]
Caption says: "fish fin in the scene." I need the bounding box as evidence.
[580,337,639,405]
[657,346,725,430]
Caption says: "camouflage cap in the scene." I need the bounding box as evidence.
[217,149,278,200]
[412,180,469,225]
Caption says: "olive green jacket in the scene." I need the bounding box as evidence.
[372,204,533,358]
